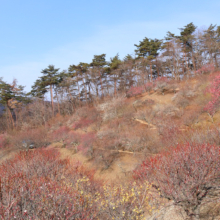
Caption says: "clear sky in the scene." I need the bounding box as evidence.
[1,0,219,92]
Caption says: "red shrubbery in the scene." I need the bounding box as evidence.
[134,143,220,218]
[49,125,96,155]
[127,77,176,97]
[127,85,145,97]
[50,126,70,142]
[77,132,96,152]
[204,72,220,116]
[0,149,100,219]
[195,63,215,75]
[159,120,183,146]
[73,118,94,130]
[0,148,156,219]
[66,131,96,154]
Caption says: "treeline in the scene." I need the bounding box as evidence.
[0,22,220,130]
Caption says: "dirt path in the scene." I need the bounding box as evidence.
[95,147,145,155]
[133,118,157,129]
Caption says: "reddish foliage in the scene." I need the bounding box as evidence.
[204,72,220,116]
[66,130,81,146]
[0,148,155,219]
[154,76,169,83]
[196,63,215,75]
[73,118,93,130]
[127,85,145,97]
[134,143,220,217]
[77,132,96,152]
[66,131,96,155]
[0,149,100,219]
[50,126,70,141]
[160,121,183,146]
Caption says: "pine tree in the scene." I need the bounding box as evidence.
[30,65,60,116]
[109,54,122,96]
[78,62,90,102]
[134,38,162,81]
[68,64,83,102]
[202,24,220,67]
[177,22,197,72]
[0,78,29,129]
[90,54,108,97]
[162,32,182,79]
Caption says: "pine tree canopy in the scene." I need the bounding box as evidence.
[134,38,162,60]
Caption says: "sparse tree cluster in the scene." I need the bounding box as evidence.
[1,22,220,130]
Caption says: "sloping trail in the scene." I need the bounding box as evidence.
[133,118,157,129]
[95,147,147,155]
[134,118,187,131]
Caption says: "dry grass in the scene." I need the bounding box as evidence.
[1,73,220,219]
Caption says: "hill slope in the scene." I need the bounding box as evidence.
[1,72,220,219]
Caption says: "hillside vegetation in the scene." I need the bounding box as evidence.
[1,23,220,219]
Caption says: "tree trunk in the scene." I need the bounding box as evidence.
[55,90,60,115]
[99,70,104,97]
[50,84,54,117]
[82,78,88,104]
[156,58,160,77]
[95,82,99,97]
[14,109,18,129]
[114,78,117,97]
[77,76,81,103]
[214,53,218,68]
[88,83,92,102]
[6,103,14,129]
[192,52,196,72]
[66,87,75,113]
[150,62,153,82]
[184,45,190,76]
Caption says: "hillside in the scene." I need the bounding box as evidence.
[0,71,220,219]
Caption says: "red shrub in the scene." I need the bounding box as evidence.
[196,63,215,75]
[66,131,96,155]
[66,130,81,146]
[204,72,220,116]
[50,126,70,141]
[0,149,100,219]
[134,143,220,218]
[159,121,183,146]
[127,85,145,97]
[154,76,169,83]
[73,118,93,130]
[0,148,156,218]
[78,133,96,153]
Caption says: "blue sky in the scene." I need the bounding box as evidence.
[0,0,219,92]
